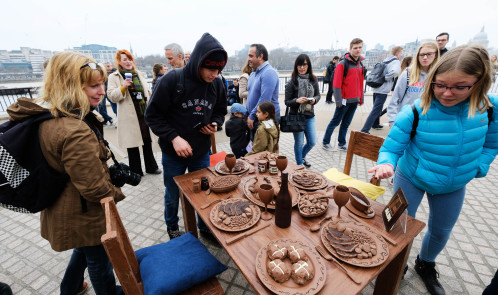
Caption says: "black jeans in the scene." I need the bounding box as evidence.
[325,82,333,102]
[127,141,158,175]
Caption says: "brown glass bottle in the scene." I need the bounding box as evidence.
[275,171,292,228]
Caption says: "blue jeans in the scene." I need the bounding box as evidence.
[322,102,358,147]
[293,116,316,165]
[98,97,113,124]
[361,93,387,133]
[60,245,122,295]
[162,152,210,230]
[393,169,465,262]
[108,98,117,116]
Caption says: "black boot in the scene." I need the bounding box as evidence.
[415,255,446,295]
[167,225,185,240]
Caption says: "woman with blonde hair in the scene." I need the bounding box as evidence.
[8,51,126,294]
[238,60,253,106]
[370,44,497,295]
[107,49,161,176]
[387,42,439,126]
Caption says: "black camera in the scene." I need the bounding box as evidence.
[108,162,141,187]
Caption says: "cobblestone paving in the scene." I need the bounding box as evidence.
[1,94,496,294]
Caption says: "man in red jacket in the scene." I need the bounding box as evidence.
[322,38,365,151]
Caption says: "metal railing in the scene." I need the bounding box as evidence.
[0,88,36,113]
[2,75,498,114]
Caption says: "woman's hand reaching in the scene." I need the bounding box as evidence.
[368,163,394,180]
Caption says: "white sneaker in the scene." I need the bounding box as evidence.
[322,144,336,152]
[338,145,348,152]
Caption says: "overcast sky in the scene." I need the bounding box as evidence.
[3,0,497,57]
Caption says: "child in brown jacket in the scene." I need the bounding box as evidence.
[246,101,279,155]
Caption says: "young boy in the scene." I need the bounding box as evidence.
[225,103,250,158]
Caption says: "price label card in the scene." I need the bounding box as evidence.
[382,187,408,232]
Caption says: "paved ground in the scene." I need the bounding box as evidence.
[1,93,497,294]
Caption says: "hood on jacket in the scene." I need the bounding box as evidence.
[7,97,50,122]
[344,52,364,63]
[261,120,279,139]
[185,33,228,83]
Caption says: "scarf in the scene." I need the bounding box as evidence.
[297,74,314,113]
[119,67,146,115]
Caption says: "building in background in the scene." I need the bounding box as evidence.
[70,44,117,64]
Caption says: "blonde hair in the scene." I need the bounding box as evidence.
[241,60,252,75]
[38,51,107,119]
[420,44,492,116]
[409,42,439,85]
[391,46,403,56]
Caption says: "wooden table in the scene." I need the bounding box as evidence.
[175,153,425,295]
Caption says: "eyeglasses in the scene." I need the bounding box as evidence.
[419,52,436,58]
[80,62,104,70]
[298,63,308,68]
[431,81,478,94]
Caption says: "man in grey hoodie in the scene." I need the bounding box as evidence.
[361,46,403,133]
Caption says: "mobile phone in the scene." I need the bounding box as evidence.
[193,122,206,130]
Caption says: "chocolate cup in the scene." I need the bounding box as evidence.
[349,187,372,213]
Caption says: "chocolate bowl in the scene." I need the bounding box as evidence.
[349,187,373,214]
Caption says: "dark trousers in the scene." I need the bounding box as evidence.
[484,270,498,295]
[232,146,247,158]
[0,283,12,295]
[361,93,387,133]
[325,82,333,102]
[60,245,123,295]
[127,141,158,175]
[322,102,358,147]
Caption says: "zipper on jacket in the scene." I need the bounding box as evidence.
[449,107,464,184]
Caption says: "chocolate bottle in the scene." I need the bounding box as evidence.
[275,171,292,228]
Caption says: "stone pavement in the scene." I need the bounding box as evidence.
[1,94,497,295]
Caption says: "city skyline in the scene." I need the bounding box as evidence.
[3,0,497,57]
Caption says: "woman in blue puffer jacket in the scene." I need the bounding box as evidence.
[369,44,497,295]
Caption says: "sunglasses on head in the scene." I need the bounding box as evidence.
[80,62,104,70]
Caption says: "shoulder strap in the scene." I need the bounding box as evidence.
[410,104,419,140]
[488,106,494,126]
[174,68,185,98]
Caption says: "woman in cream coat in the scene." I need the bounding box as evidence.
[107,49,161,176]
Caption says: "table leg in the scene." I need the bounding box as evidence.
[180,189,198,238]
[373,241,413,295]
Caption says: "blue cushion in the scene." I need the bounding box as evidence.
[135,232,227,295]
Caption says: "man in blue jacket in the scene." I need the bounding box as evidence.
[145,33,227,240]
[246,44,280,136]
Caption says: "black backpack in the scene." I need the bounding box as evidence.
[366,58,396,88]
[0,112,69,213]
[324,63,334,83]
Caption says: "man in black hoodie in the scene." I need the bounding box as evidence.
[145,33,228,240]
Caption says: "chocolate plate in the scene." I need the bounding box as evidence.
[256,239,327,295]
[289,170,328,191]
[320,219,389,267]
[215,159,250,175]
[209,198,261,232]
[345,202,375,219]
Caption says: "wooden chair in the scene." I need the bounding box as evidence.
[100,197,223,295]
[344,131,385,186]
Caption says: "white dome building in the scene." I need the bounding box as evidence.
[469,26,489,48]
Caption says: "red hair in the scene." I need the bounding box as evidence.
[115,49,135,70]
